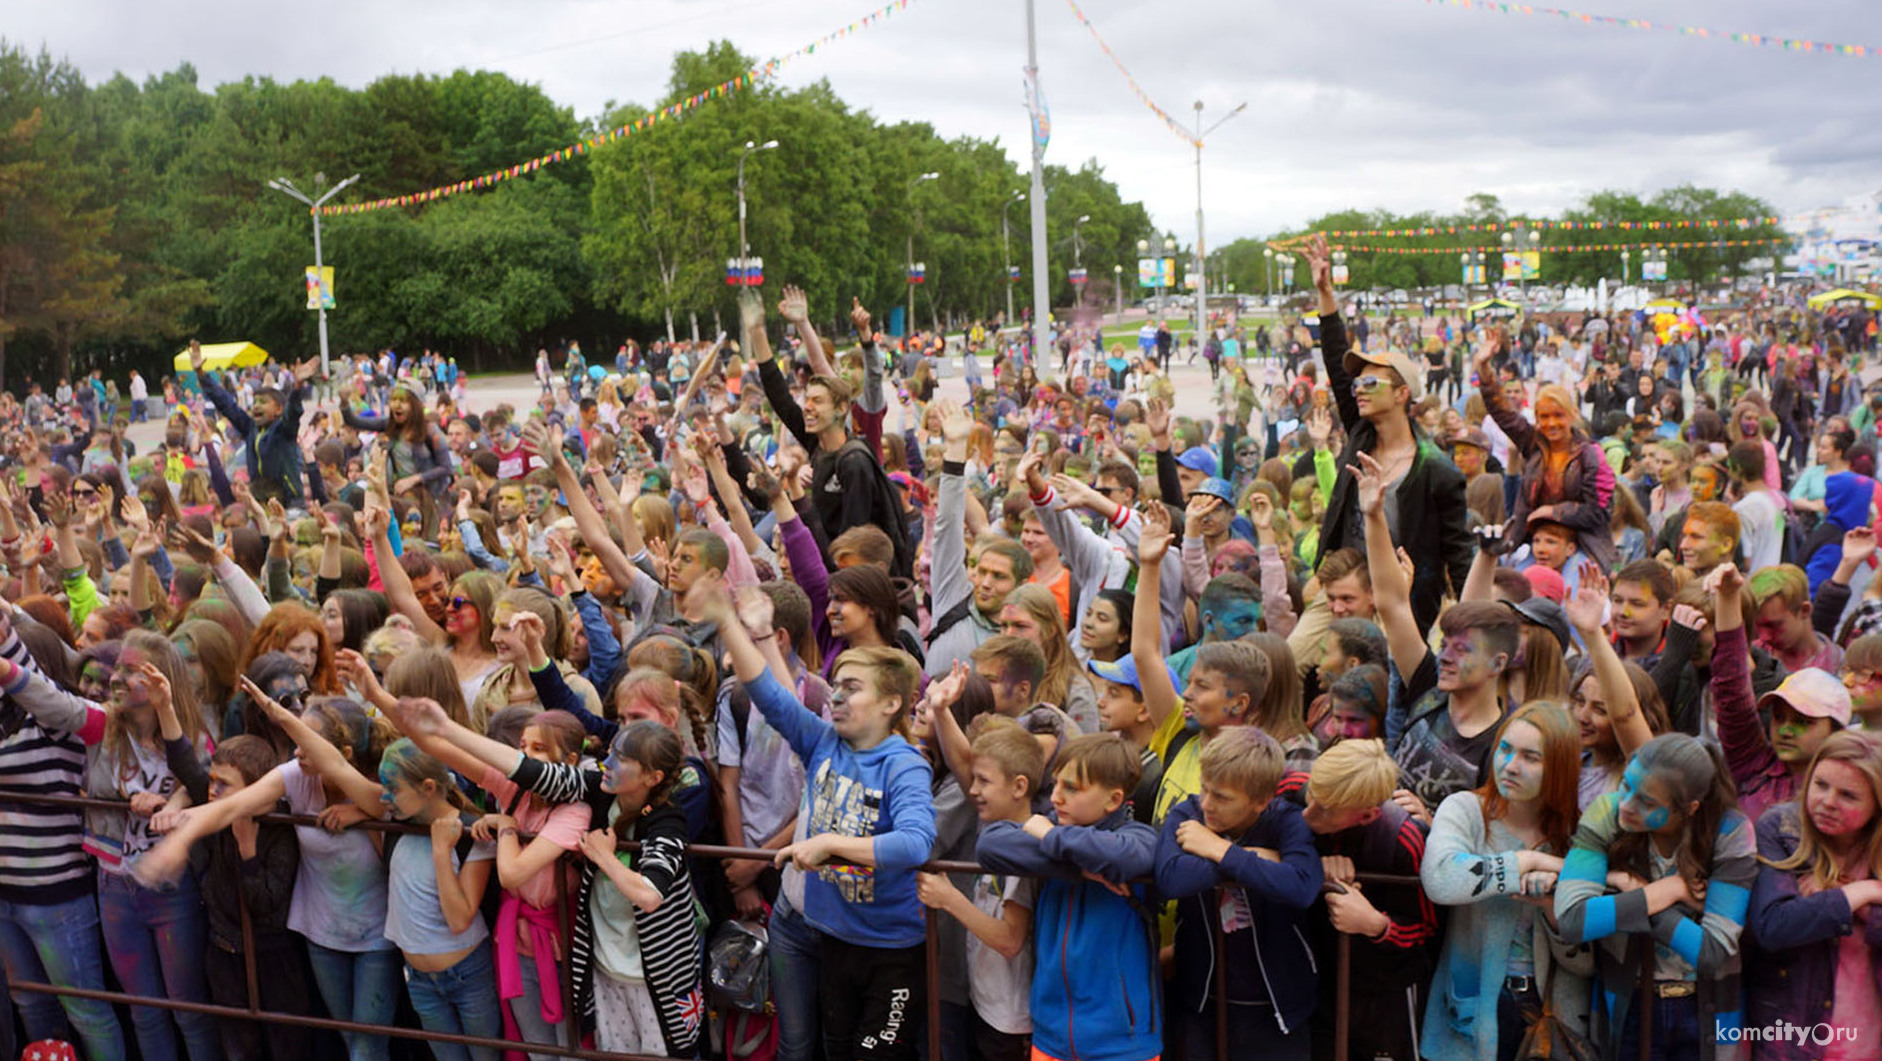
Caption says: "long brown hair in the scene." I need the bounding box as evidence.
[104,631,211,787]
[1246,632,1308,743]
[1767,730,1882,890]
[1609,733,1740,891]
[1474,701,1581,856]
[238,602,339,694]
[1001,584,1079,709]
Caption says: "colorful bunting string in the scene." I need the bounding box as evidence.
[1061,0,1201,149]
[1277,217,1783,240]
[320,0,919,216]
[1416,0,1879,60]
[1301,237,1790,255]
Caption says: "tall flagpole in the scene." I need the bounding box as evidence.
[1025,0,1051,367]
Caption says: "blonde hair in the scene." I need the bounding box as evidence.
[1198,725,1285,802]
[968,716,1046,797]
[1307,739,1398,811]
[1002,584,1080,709]
[1768,730,1882,890]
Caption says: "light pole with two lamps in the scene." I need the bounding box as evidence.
[1192,100,1248,353]
[1001,191,1026,325]
[735,139,779,288]
[265,172,361,379]
[907,171,940,334]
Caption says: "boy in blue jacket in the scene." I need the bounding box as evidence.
[977,733,1162,1061]
[707,584,937,1061]
[1155,726,1324,1061]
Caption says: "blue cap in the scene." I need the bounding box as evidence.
[1190,476,1235,504]
[1176,447,1219,476]
[1087,654,1185,697]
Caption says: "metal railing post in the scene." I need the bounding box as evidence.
[925,907,943,1061]
[1211,888,1229,1061]
[1334,932,1352,1061]
[238,889,260,1017]
[557,858,582,1052]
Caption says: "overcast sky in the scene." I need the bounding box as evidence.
[13,0,1882,243]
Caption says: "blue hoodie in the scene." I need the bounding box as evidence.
[1154,795,1324,1034]
[977,806,1161,1061]
[745,670,935,948]
[1804,470,1877,594]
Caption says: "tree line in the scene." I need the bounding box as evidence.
[0,38,1155,387]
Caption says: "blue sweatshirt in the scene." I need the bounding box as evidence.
[977,806,1161,1061]
[745,670,935,948]
[1154,795,1324,1033]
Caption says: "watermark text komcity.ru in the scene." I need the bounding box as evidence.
[1718,1020,1860,1047]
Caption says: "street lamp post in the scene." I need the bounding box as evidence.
[1001,191,1025,325]
[1621,248,1631,285]
[907,171,940,334]
[736,140,780,286]
[1113,264,1123,324]
[1460,252,1472,300]
[1073,214,1091,269]
[1192,100,1247,355]
[1264,247,1274,302]
[266,172,361,379]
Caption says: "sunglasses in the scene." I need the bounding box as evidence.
[1350,377,1394,396]
[447,596,474,612]
[71,487,97,498]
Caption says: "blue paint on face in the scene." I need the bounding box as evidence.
[1207,600,1262,642]
[1618,761,1672,833]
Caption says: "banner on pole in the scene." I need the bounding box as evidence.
[305,266,334,310]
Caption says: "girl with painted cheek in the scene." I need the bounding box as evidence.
[1554,733,1756,1059]
[1419,703,1591,1061]
[377,741,502,1061]
[1747,731,1882,1059]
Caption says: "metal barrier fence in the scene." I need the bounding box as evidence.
[0,793,1658,1061]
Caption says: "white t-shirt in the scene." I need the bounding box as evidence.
[279,760,395,952]
[383,825,494,957]
[967,872,1037,1034]
[1733,489,1785,572]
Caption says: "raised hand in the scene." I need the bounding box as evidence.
[1304,234,1333,292]
[1307,405,1333,449]
[732,585,776,639]
[737,287,766,332]
[1846,526,1878,569]
[1669,603,1708,634]
[1564,561,1608,633]
[1348,451,1388,517]
[1047,473,1102,512]
[1703,562,1744,597]
[850,297,872,338]
[382,695,450,739]
[188,339,205,374]
[923,660,970,716]
[678,459,711,505]
[168,522,220,565]
[237,675,294,727]
[1248,492,1275,533]
[1184,492,1221,531]
[746,462,784,504]
[1143,397,1171,442]
[130,524,162,561]
[455,489,474,522]
[1138,502,1175,565]
[936,400,973,447]
[778,285,810,325]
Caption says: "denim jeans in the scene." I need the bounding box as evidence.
[0,890,126,1061]
[509,951,571,1061]
[406,940,502,1061]
[96,868,221,1061]
[1618,994,1702,1061]
[304,940,401,1061]
[769,895,823,1061]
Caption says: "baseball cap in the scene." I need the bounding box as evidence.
[1087,654,1185,698]
[1189,477,1236,505]
[1451,427,1491,453]
[1176,447,1219,477]
[1342,348,1426,403]
[1505,597,1571,652]
[1759,669,1852,728]
[1522,566,1566,604]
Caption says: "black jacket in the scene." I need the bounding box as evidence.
[1314,313,1474,632]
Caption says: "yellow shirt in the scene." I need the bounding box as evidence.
[1149,700,1197,826]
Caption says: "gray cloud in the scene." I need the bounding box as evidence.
[13,0,1882,242]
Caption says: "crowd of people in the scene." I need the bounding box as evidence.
[0,238,1880,1061]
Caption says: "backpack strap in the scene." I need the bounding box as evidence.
[926,596,977,648]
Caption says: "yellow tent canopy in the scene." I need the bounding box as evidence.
[1808,288,1882,310]
[1467,298,1521,320]
[1642,298,1687,314]
[173,342,268,373]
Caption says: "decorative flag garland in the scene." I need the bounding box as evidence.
[320,0,919,216]
[1279,217,1782,239]
[1415,0,1879,60]
[1294,237,1790,255]
[1061,0,1201,149]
